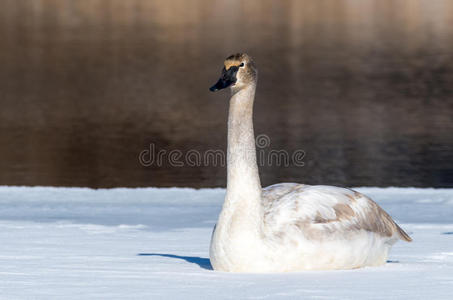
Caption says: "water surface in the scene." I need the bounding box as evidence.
[0,0,452,187]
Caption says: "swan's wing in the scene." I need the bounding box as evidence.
[262,185,412,242]
[262,183,302,207]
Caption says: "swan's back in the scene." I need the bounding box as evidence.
[262,183,411,243]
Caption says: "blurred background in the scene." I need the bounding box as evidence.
[1,0,452,188]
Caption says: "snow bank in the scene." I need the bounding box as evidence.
[0,186,452,299]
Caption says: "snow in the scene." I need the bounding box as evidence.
[0,186,452,299]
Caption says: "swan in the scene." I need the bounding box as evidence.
[208,53,412,272]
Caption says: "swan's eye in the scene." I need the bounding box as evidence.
[239,63,245,67]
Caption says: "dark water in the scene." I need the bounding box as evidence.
[1,0,452,188]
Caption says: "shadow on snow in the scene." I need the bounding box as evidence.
[138,253,212,270]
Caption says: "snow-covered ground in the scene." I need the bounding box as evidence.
[0,186,452,299]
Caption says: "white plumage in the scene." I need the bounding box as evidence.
[209,53,411,272]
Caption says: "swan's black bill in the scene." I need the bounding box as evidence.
[209,66,239,92]
[209,78,234,92]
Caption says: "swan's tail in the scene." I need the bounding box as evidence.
[396,224,412,242]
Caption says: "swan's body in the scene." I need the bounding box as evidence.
[209,53,411,272]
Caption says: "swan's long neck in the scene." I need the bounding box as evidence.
[222,83,263,231]
[210,82,265,270]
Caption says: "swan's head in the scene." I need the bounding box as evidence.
[209,53,257,93]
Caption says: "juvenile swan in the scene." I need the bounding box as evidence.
[208,53,412,272]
